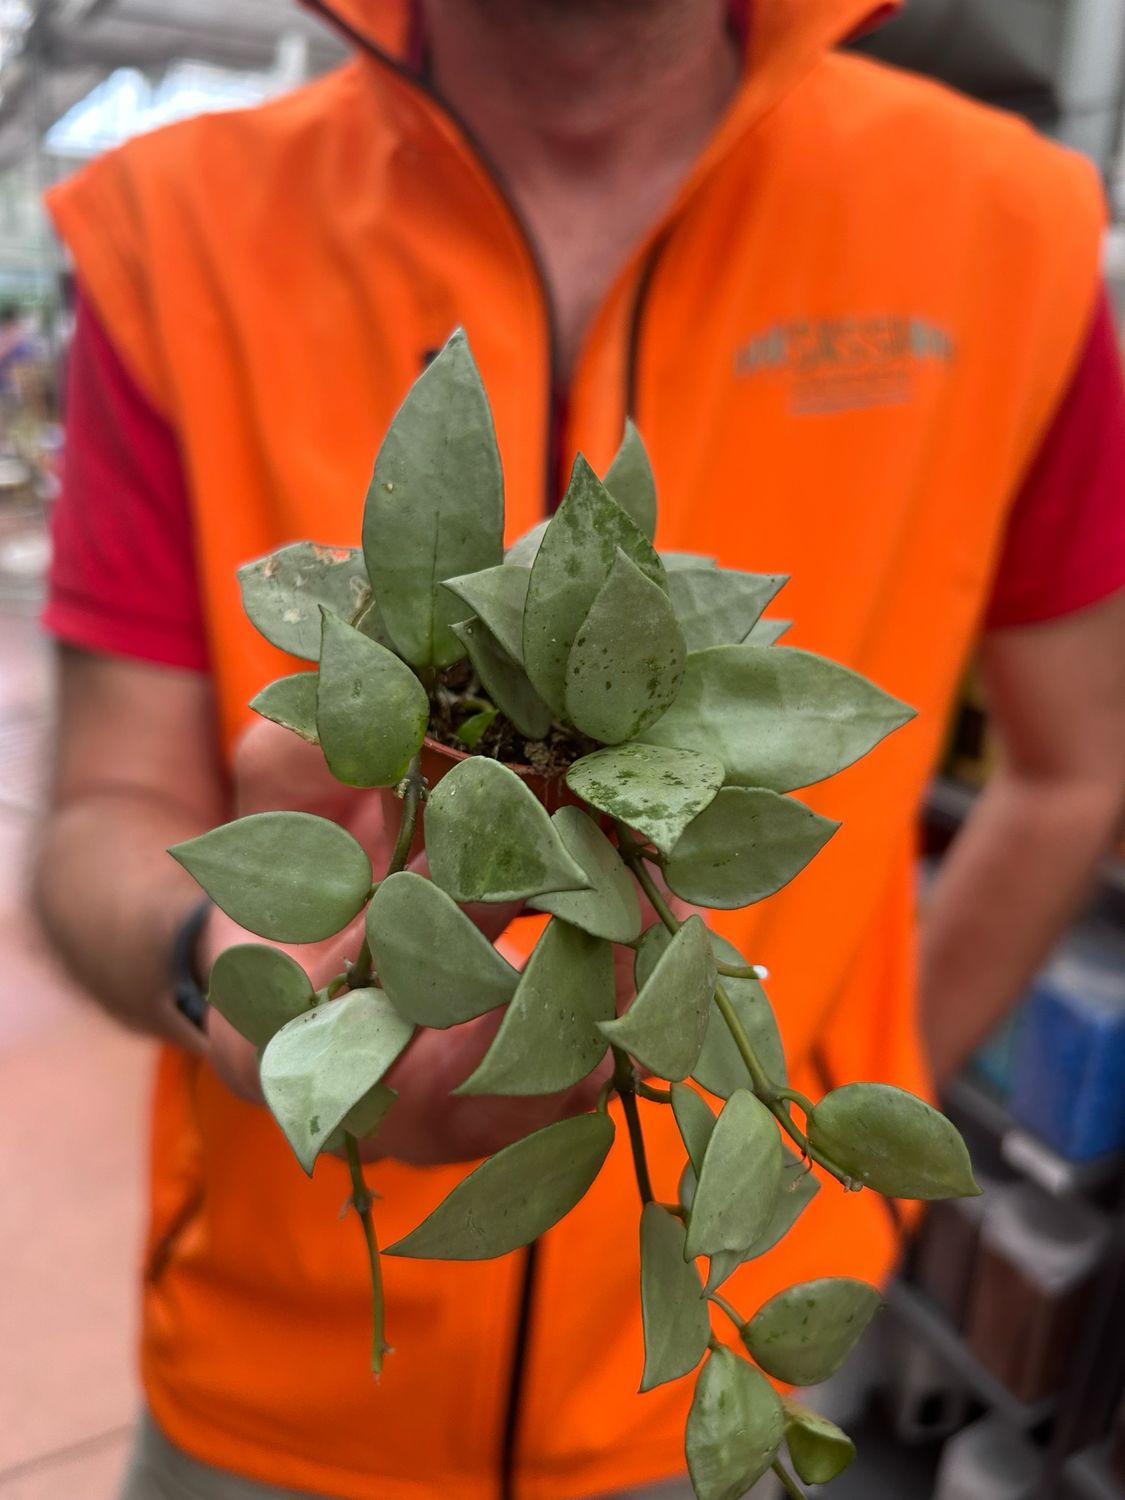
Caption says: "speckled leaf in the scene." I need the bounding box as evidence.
[686,1349,784,1500]
[443,564,530,662]
[603,419,657,540]
[528,807,642,942]
[637,927,786,1097]
[238,542,371,661]
[316,612,429,787]
[523,455,665,713]
[362,330,504,669]
[599,915,714,1080]
[639,645,915,792]
[457,919,614,1095]
[566,743,723,856]
[685,1089,783,1260]
[323,1082,397,1156]
[783,1402,856,1485]
[449,616,553,740]
[705,1150,819,1291]
[808,1083,981,1199]
[742,1277,882,1386]
[260,988,414,1174]
[365,871,519,1028]
[425,757,588,903]
[640,1203,710,1392]
[671,1081,716,1173]
[745,617,791,646]
[170,813,372,943]
[565,550,685,743]
[665,788,839,909]
[249,671,320,744]
[668,568,786,653]
[207,942,314,1047]
[385,1111,615,1260]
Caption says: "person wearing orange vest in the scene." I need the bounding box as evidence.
[33,1,1125,1497]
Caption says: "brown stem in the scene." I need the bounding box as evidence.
[613,1047,654,1206]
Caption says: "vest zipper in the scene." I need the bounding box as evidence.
[499,1239,539,1500]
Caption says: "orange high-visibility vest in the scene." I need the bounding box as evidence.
[48,1,1103,1495]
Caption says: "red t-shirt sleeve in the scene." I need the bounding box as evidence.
[43,288,209,670]
[985,286,1125,628]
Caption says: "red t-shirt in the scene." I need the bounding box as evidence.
[44,287,1125,670]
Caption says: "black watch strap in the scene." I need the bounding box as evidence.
[171,897,212,1031]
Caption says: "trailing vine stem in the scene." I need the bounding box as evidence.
[347,756,427,990]
[615,823,852,1188]
[612,1046,655,1207]
[771,1460,809,1499]
[707,1291,744,1334]
[345,1132,387,1377]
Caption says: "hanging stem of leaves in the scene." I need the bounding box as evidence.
[347,757,427,990]
[344,1132,387,1376]
[707,1291,744,1334]
[771,1460,810,1500]
[612,1046,654,1206]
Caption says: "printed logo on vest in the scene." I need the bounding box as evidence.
[734,315,955,414]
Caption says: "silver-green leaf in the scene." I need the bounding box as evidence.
[249,671,320,744]
[565,549,685,743]
[686,1349,784,1500]
[566,743,723,856]
[207,942,314,1047]
[639,1203,710,1392]
[639,645,915,792]
[685,1089,783,1260]
[362,330,504,669]
[259,988,413,1174]
[665,787,839,909]
[783,1402,856,1485]
[705,1149,819,1291]
[523,455,665,713]
[237,542,371,661]
[169,813,372,943]
[385,1112,615,1260]
[808,1083,982,1199]
[317,611,429,788]
[668,568,786,652]
[742,1277,882,1386]
[528,806,642,942]
[599,915,714,1081]
[443,564,530,663]
[671,1081,716,1174]
[745,617,791,646]
[603,418,657,540]
[365,871,519,1028]
[425,757,589,903]
[457,919,613,1095]
[450,616,553,741]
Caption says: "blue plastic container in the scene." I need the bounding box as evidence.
[1009,933,1125,1163]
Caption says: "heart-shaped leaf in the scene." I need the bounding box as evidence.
[665,788,839,909]
[639,1203,710,1392]
[705,1149,819,1290]
[365,871,519,1027]
[528,807,642,942]
[170,813,372,942]
[523,455,665,712]
[317,612,430,788]
[443,564,530,663]
[599,915,714,1080]
[362,330,504,669]
[686,1349,784,1500]
[637,928,786,1096]
[671,1082,716,1174]
[668,568,786,652]
[808,1083,981,1199]
[249,671,320,744]
[385,1111,614,1260]
[457,919,613,1095]
[425,757,589,902]
[742,1277,882,1386]
[783,1402,856,1485]
[450,616,553,740]
[746,617,791,646]
[565,549,685,743]
[260,988,414,1174]
[566,743,723,856]
[603,419,657,540]
[238,542,371,661]
[639,645,915,791]
[207,943,314,1047]
[685,1089,783,1259]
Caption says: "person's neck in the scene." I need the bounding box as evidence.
[422,0,741,376]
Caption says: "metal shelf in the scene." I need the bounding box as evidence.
[1064,1445,1123,1500]
[887,1281,1058,1431]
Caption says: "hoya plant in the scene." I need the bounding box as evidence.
[171,331,980,1500]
